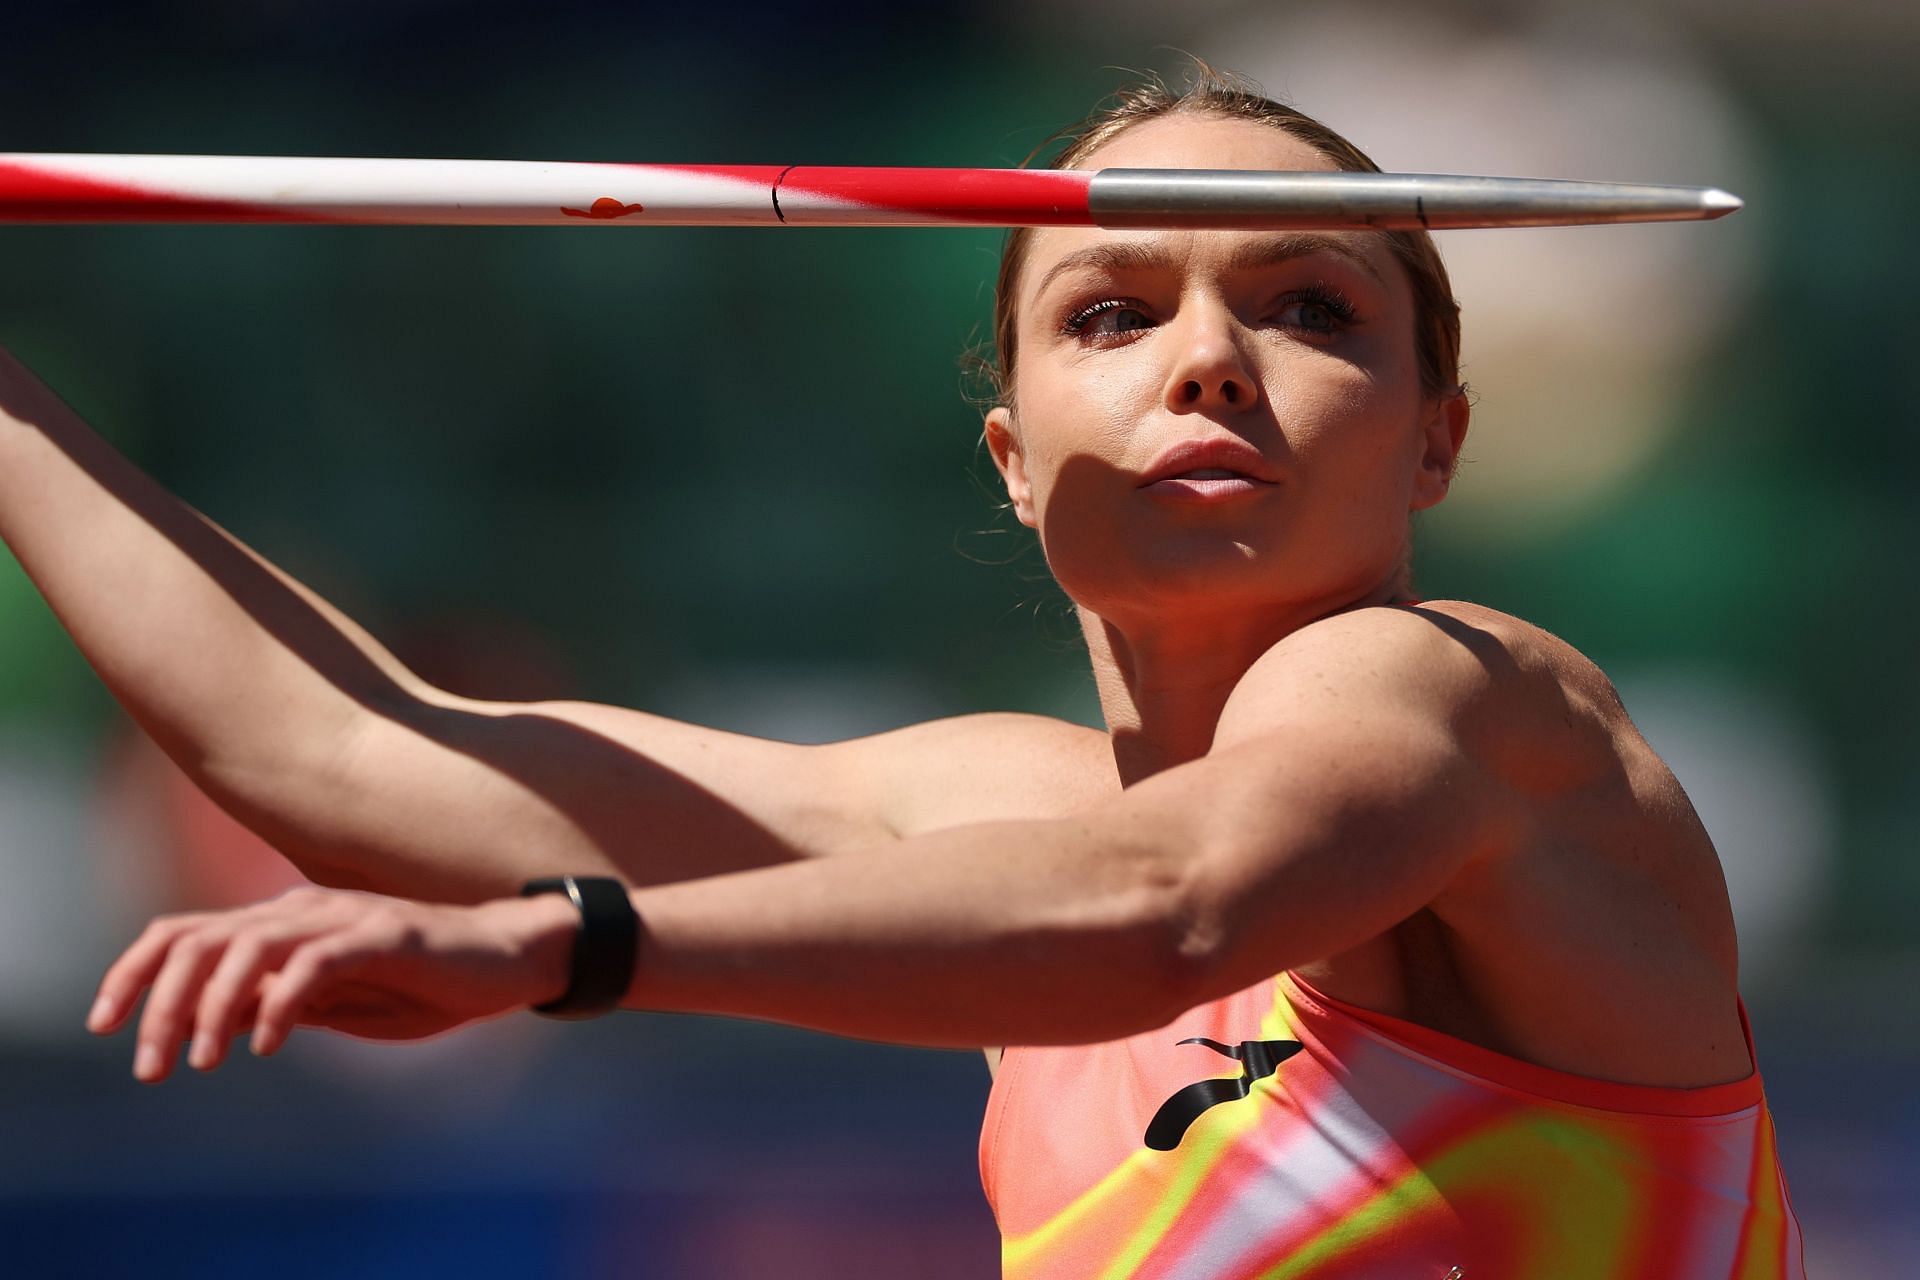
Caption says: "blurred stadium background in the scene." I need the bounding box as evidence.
[1,2,1914,1275]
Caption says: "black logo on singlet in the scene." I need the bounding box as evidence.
[1143,1037,1303,1151]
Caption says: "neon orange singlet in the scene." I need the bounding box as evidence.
[981,971,1805,1279]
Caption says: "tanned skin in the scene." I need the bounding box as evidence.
[7,114,1748,1091]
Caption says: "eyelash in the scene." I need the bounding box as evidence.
[1060,282,1359,341]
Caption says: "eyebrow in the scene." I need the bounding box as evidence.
[1032,232,1387,303]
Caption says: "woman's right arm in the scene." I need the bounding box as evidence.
[0,347,1107,903]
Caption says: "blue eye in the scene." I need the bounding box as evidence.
[1290,301,1337,331]
[1278,285,1357,334]
[1062,285,1359,343]
[1063,298,1153,338]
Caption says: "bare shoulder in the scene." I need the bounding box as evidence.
[826,710,1118,840]
[1258,600,1748,1085]
[1395,599,1664,805]
[1406,598,1632,724]
[1221,598,1631,790]
[1230,597,1689,876]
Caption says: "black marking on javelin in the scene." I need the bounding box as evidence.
[1143,1036,1303,1151]
[771,164,798,223]
[1416,194,1430,230]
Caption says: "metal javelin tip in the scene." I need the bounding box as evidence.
[1086,170,1746,231]
[1700,188,1744,218]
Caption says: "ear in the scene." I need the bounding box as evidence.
[984,405,1038,528]
[1409,386,1470,513]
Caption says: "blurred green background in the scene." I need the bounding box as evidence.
[0,2,1913,1276]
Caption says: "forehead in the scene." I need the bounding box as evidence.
[1020,113,1384,303]
[1075,111,1341,173]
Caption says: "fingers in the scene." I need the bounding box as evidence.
[87,913,209,1037]
[188,926,305,1072]
[132,926,234,1083]
[92,887,465,1080]
[252,933,367,1059]
[92,886,347,1082]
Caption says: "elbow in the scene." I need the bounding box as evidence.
[1142,838,1257,1028]
[1120,849,1230,1034]
[1166,909,1229,1026]
[1002,820,1234,1042]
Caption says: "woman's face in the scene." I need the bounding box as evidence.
[986,112,1467,627]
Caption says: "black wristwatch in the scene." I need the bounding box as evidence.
[519,875,639,1019]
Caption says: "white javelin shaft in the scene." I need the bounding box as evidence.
[0,154,1741,229]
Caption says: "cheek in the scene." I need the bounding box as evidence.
[1271,346,1420,468]
[1014,370,1145,502]
[1272,365,1376,446]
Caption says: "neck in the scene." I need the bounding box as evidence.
[1084,572,1413,787]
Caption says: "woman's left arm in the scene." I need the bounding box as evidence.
[608,614,1533,1051]
[94,609,1538,1081]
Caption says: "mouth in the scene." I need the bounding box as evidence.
[1141,471,1277,502]
[1166,468,1261,481]
[1128,437,1282,502]
[1136,437,1283,493]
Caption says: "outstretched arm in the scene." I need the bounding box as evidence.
[98,608,1535,1078]
[0,347,1101,903]
[611,610,1532,1047]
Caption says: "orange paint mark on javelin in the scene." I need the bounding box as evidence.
[561,197,646,219]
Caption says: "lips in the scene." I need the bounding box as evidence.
[1137,437,1280,488]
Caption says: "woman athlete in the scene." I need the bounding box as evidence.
[3,68,1803,1277]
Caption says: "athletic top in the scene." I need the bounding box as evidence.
[980,970,1805,1279]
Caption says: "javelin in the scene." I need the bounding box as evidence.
[0,155,1740,230]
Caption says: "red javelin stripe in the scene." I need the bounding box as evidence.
[777,166,1094,224]
[630,164,1095,224]
[0,161,337,223]
[782,167,1093,224]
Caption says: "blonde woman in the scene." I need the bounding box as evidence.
[4,67,1803,1278]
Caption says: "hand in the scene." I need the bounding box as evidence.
[86,885,577,1083]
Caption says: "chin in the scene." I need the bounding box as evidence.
[1056,537,1353,624]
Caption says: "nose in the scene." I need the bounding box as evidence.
[1163,304,1260,416]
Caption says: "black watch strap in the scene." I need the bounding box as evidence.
[519,875,639,1019]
